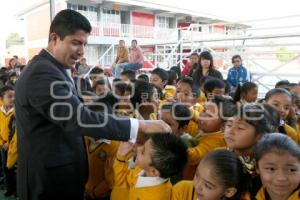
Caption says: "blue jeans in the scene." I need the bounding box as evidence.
[113,63,143,78]
[113,63,127,78]
[123,63,143,71]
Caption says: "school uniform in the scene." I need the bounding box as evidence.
[197,92,206,105]
[7,116,17,169]
[181,131,226,180]
[172,181,196,200]
[84,137,119,199]
[185,104,204,137]
[255,187,299,200]
[164,85,176,101]
[113,154,172,200]
[0,106,14,146]
[297,118,300,135]
[283,123,300,144]
[188,131,226,165]
[110,155,135,200]
[0,106,14,187]
[5,115,17,196]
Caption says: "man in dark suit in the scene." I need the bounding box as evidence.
[15,10,170,200]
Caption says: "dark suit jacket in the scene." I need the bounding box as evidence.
[15,49,131,200]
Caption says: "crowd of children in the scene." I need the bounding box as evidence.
[0,52,299,200]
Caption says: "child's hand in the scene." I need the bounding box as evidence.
[118,142,134,156]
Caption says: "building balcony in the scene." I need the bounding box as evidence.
[88,22,178,44]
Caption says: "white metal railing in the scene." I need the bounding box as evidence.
[84,44,114,78]
[89,22,177,41]
[145,19,300,96]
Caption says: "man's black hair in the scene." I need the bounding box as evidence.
[49,9,92,41]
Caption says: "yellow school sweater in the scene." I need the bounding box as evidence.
[284,124,300,144]
[111,154,135,200]
[6,116,17,169]
[84,137,119,199]
[255,187,299,200]
[185,104,204,137]
[172,181,196,200]
[113,154,172,200]
[0,107,14,146]
[297,118,300,136]
[164,85,176,101]
[197,92,206,105]
[188,131,226,166]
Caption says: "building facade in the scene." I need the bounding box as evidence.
[18,0,239,68]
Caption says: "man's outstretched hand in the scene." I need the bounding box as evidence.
[136,120,172,144]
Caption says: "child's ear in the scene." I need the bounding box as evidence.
[224,187,237,198]
[149,166,161,177]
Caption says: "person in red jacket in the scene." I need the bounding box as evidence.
[181,53,199,77]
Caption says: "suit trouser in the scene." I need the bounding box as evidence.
[40,163,86,200]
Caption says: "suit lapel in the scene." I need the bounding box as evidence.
[38,49,82,100]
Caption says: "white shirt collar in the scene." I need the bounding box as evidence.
[181,133,192,139]
[165,85,176,90]
[88,137,111,145]
[0,106,14,116]
[135,170,168,188]
[195,130,222,138]
[44,48,56,58]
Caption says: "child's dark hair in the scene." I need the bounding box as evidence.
[231,54,242,62]
[0,85,14,97]
[170,66,181,79]
[161,102,192,128]
[91,92,118,114]
[255,133,300,162]
[265,88,292,102]
[151,68,169,82]
[289,83,300,89]
[178,76,200,98]
[167,70,177,85]
[199,51,214,69]
[49,9,91,41]
[90,67,104,76]
[150,133,188,178]
[114,81,129,97]
[121,70,136,82]
[202,149,251,200]
[234,82,258,102]
[203,78,225,93]
[81,90,96,97]
[237,103,280,135]
[199,76,212,87]
[130,80,154,108]
[275,80,290,90]
[210,95,237,121]
[223,80,231,95]
[137,74,149,83]
[94,79,105,87]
